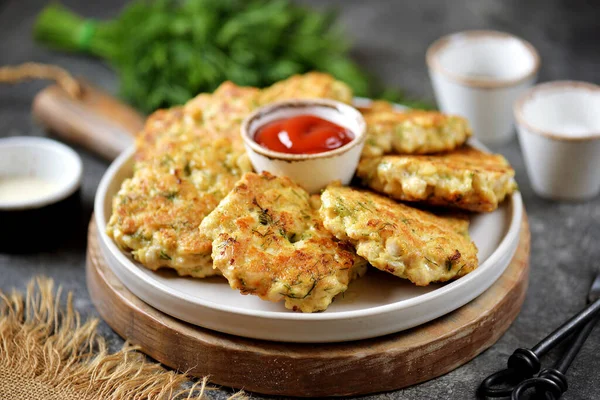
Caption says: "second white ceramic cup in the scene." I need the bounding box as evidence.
[427,30,540,145]
[514,81,600,200]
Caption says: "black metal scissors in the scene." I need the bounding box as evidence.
[478,272,600,399]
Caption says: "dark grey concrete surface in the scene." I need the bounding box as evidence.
[1,0,599,399]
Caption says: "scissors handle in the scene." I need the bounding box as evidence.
[511,375,562,400]
[479,299,600,398]
[511,316,598,400]
[478,347,542,398]
[507,297,600,375]
[478,368,526,398]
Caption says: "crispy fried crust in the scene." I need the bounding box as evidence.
[200,172,367,312]
[319,185,478,286]
[361,101,472,157]
[134,107,187,162]
[184,81,262,138]
[108,73,355,279]
[357,146,517,212]
[259,72,353,105]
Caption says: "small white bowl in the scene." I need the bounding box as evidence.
[514,81,600,200]
[0,136,83,210]
[241,99,366,193]
[427,30,540,145]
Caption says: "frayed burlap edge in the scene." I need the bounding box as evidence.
[0,277,247,400]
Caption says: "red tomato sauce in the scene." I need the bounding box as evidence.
[254,115,354,154]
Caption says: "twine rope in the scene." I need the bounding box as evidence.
[0,62,82,98]
[0,277,247,400]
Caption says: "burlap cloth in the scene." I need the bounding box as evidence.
[0,278,245,400]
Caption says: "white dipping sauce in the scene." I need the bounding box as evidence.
[0,176,59,202]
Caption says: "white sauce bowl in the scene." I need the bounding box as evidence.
[514,81,600,200]
[241,99,366,193]
[0,137,83,210]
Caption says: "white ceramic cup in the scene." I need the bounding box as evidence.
[514,81,600,200]
[241,99,366,194]
[427,30,540,145]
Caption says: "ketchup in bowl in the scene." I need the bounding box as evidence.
[254,115,354,155]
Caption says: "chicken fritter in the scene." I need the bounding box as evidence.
[199,172,367,312]
[357,146,517,212]
[107,136,252,278]
[109,83,257,277]
[136,83,260,163]
[259,72,353,105]
[319,185,478,286]
[361,101,472,157]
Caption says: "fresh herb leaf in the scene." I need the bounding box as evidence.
[258,209,271,226]
[424,257,439,267]
[159,250,172,260]
[162,191,178,200]
[446,259,453,271]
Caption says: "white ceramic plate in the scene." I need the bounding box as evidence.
[94,99,523,343]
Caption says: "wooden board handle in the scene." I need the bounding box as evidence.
[32,82,145,161]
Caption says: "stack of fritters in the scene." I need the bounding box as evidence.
[107,73,354,280]
[357,146,517,212]
[107,84,260,278]
[107,72,517,312]
[358,101,516,212]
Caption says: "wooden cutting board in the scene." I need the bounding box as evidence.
[86,216,530,397]
[32,82,143,158]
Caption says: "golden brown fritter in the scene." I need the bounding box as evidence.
[200,172,367,312]
[361,101,472,157]
[107,136,252,277]
[357,146,517,212]
[136,83,260,163]
[108,81,259,277]
[319,185,478,286]
[107,166,214,277]
[259,72,353,105]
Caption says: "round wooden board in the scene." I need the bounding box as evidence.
[86,215,530,397]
